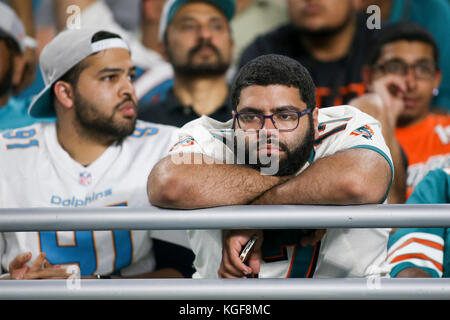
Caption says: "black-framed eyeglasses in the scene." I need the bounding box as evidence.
[234,108,313,131]
[374,58,437,80]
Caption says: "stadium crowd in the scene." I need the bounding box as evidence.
[0,0,449,281]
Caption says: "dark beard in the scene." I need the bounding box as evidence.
[276,121,315,176]
[74,91,137,146]
[236,115,315,176]
[293,10,354,40]
[168,40,230,77]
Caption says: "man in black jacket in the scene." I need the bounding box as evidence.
[239,0,379,108]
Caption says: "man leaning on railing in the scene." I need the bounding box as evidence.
[148,54,394,279]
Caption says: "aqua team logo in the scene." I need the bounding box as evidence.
[169,137,196,152]
[351,125,374,140]
[79,172,92,186]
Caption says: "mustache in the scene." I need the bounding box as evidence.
[188,41,222,60]
[256,140,289,152]
[254,131,288,152]
[114,97,137,112]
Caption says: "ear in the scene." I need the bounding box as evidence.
[312,107,320,140]
[160,42,169,62]
[53,81,75,110]
[11,55,26,88]
[433,69,443,91]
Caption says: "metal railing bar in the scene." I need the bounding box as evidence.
[0,278,449,300]
[0,204,449,231]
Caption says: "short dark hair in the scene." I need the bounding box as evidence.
[366,21,440,69]
[231,54,316,111]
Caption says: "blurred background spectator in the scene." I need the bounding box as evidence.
[362,22,450,200]
[356,0,450,113]
[0,1,54,130]
[7,0,174,105]
[239,0,376,108]
[138,0,235,127]
[238,0,450,113]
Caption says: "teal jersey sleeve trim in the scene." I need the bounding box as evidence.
[388,228,446,250]
[307,149,316,164]
[388,227,446,278]
[407,168,450,204]
[390,262,439,278]
[349,144,394,203]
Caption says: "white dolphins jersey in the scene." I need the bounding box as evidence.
[0,120,186,277]
[169,105,394,278]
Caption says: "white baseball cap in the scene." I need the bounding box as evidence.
[0,2,26,53]
[28,28,130,118]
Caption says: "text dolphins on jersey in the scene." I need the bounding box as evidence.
[50,189,113,207]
